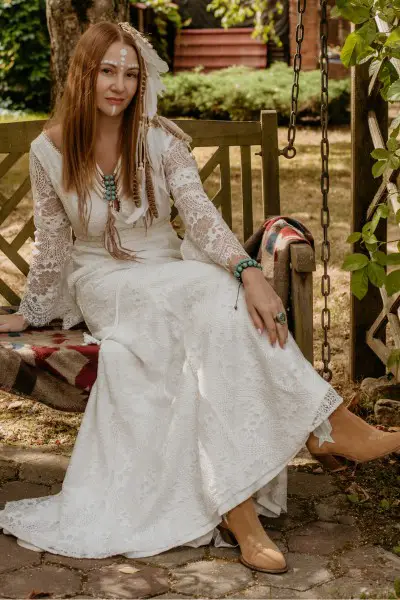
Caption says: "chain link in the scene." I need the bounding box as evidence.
[319,0,332,382]
[279,0,306,159]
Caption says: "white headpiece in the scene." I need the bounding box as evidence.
[117,22,169,119]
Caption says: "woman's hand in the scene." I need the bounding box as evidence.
[241,267,288,349]
[0,314,30,333]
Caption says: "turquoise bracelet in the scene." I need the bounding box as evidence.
[233,258,262,282]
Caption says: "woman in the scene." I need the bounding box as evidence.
[0,21,399,574]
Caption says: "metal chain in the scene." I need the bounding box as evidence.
[319,0,332,382]
[279,0,306,159]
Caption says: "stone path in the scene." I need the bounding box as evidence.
[0,445,399,599]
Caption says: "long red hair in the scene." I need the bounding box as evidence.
[45,22,155,259]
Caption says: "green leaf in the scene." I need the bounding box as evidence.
[385,27,400,47]
[372,250,387,265]
[389,155,400,169]
[341,21,376,67]
[330,5,341,18]
[351,267,369,300]
[367,261,386,287]
[342,253,369,271]
[357,19,377,45]
[379,61,399,101]
[388,79,400,102]
[372,160,388,178]
[347,493,360,504]
[386,253,400,265]
[371,148,391,160]
[396,209,400,224]
[346,232,362,243]
[365,241,378,252]
[336,0,371,23]
[390,114,400,134]
[341,32,361,67]
[377,204,389,218]
[371,212,380,233]
[362,222,373,234]
[387,137,399,152]
[357,46,375,65]
[362,233,378,244]
[385,269,400,296]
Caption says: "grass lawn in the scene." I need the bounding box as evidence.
[0,124,394,450]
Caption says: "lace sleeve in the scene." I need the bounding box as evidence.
[163,137,251,273]
[15,149,73,327]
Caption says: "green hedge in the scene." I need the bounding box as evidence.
[0,0,50,111]
[159,63,351,124]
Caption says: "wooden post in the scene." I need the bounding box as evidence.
[260,110,280,218]
[350,60,388,382]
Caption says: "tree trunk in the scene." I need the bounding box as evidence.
[46,0,130,108]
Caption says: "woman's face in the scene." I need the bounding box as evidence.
[96,41,140,117]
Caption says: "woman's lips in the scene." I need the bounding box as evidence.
[106,98,124,105]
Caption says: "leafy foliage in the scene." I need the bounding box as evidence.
[159,63,350,123]
[207,0,283,45]
[333,0,400,175]
[336,1,400,373]
[0,0,51,111]
[130,0,190,64]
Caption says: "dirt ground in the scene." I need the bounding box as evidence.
[0,125,396,450]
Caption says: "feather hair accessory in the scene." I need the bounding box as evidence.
[117,22,168,119]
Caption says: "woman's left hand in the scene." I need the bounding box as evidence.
[241,267,288,349]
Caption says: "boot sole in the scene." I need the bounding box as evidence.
[240,555,288,574]
[313,443,400,472]
[217,524,288,574]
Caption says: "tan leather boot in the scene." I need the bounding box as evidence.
[307,403,400,470]
[218,497,287,574]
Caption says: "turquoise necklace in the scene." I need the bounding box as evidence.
[101,173,120,212]
[97,162,121,212]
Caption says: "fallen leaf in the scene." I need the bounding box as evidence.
[312,466,324,474]
[345,482,370,503]
[8,401,24,409]
[118,565,141,574]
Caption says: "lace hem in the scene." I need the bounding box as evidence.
[311,387,343,446]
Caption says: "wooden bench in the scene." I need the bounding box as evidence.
[0,110,315,411]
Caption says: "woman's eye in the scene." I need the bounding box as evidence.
[101,67,139,79]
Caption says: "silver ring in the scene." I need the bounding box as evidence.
[274,311,287,325]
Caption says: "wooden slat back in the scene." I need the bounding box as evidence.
[260,110,280,218]
[240,146,253,242]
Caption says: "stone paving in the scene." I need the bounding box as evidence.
[0,444,399,599]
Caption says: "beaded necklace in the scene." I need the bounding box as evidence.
[96,161,122,212]
[96,161,143,212]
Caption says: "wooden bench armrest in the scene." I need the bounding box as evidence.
[290,243,315,365]
[290,243,316,273]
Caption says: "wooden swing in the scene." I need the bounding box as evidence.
[0,0,333,412]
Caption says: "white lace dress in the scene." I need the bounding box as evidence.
[0,122,343,559]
